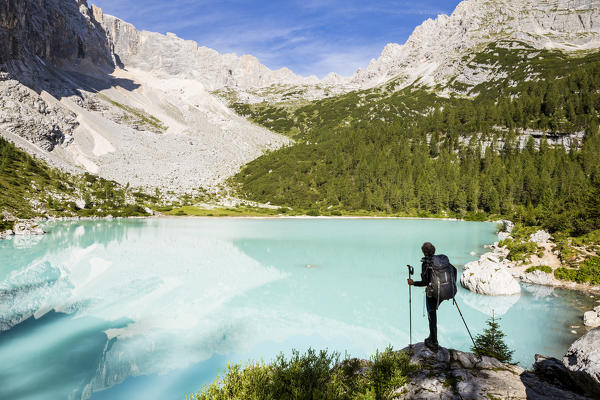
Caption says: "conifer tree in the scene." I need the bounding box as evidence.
[471,313,514,363]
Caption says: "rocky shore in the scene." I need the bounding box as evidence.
[0,214,153,240]
[459,220,600,330]
[397,326,599,399]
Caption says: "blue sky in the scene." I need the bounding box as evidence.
[91,0,461,78]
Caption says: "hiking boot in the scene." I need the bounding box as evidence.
[424,337,439,352]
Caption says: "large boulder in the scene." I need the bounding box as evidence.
[563,327,600,397]
[461,254,521,296]
[584,309,600,328]
[533,354,581,392]
[530,230,552,244]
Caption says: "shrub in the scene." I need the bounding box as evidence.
[0,219,13,231]
[471,314,514,363]
[368,347,413,400]
[193,347,414,400]
[499,238,539,262]
[195,348,339,400]
[307,209,321,216]
[525,265,552,274]
[554,257,600,285]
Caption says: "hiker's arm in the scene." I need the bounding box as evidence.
[411,259,431,286]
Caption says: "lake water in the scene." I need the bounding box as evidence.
[0,218,595,400]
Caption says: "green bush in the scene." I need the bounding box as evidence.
[368,347,412,400]
[307,209,321,216]
[193,347,414,400]
[0,219,13,231]
[525,265,552,274]
[554,257,600,285]
[498,238,539,262]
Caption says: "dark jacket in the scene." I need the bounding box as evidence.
[413,256,433,287]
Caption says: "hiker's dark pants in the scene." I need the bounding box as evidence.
[426,296,438,344]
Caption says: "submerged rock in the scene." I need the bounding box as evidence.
[461,254,521,296]
[564,327,600,397]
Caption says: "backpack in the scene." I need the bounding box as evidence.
[426,254,457,304]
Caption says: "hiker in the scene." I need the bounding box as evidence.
[407,242,457,352]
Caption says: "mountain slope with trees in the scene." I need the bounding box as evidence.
[231,44,600,236]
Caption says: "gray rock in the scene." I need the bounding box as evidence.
[451,350,476,369]
[75,198,86,209]
[461,254,521,296]
[534,354,581,392]
[564,327,600,397]
[530,230,552,244]
[584,311,600,328]
[392,342,591,400]
[498,231,511,241]
[521,270,554,286]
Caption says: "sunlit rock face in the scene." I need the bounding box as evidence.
[348,0,600,91]
[97,9,319,91]
[0,1,291,192]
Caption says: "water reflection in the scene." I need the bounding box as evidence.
[0,219,596,400]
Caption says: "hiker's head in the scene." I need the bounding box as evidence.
[421,242,435,257]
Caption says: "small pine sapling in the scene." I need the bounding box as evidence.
[471,312,514,363]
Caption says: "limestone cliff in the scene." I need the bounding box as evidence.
[96,7,318,91]
[349,0,600,91]
[0,0,113,69]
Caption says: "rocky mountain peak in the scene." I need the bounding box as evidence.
[94,9,317,91]
[348,0,600,90]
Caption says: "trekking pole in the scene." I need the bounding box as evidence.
[406,264,414,352]
[453,298,476,347]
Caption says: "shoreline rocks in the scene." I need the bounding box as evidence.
[583,306,600,328]
[461,252,521,296]
[12,220,45,236]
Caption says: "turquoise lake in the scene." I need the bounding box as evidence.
[0,218,595,400]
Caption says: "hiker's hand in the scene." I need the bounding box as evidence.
[407,278,414,285]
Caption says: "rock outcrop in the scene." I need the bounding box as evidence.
[97,10,318,92]
[347,0,600,91]
[530,230,552,244]
[564,327,600,397]
[0,0,113,69]
[461,253,521,296]
[520,269,554,286]
[395,342,591,399]
[584,307,600,327]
